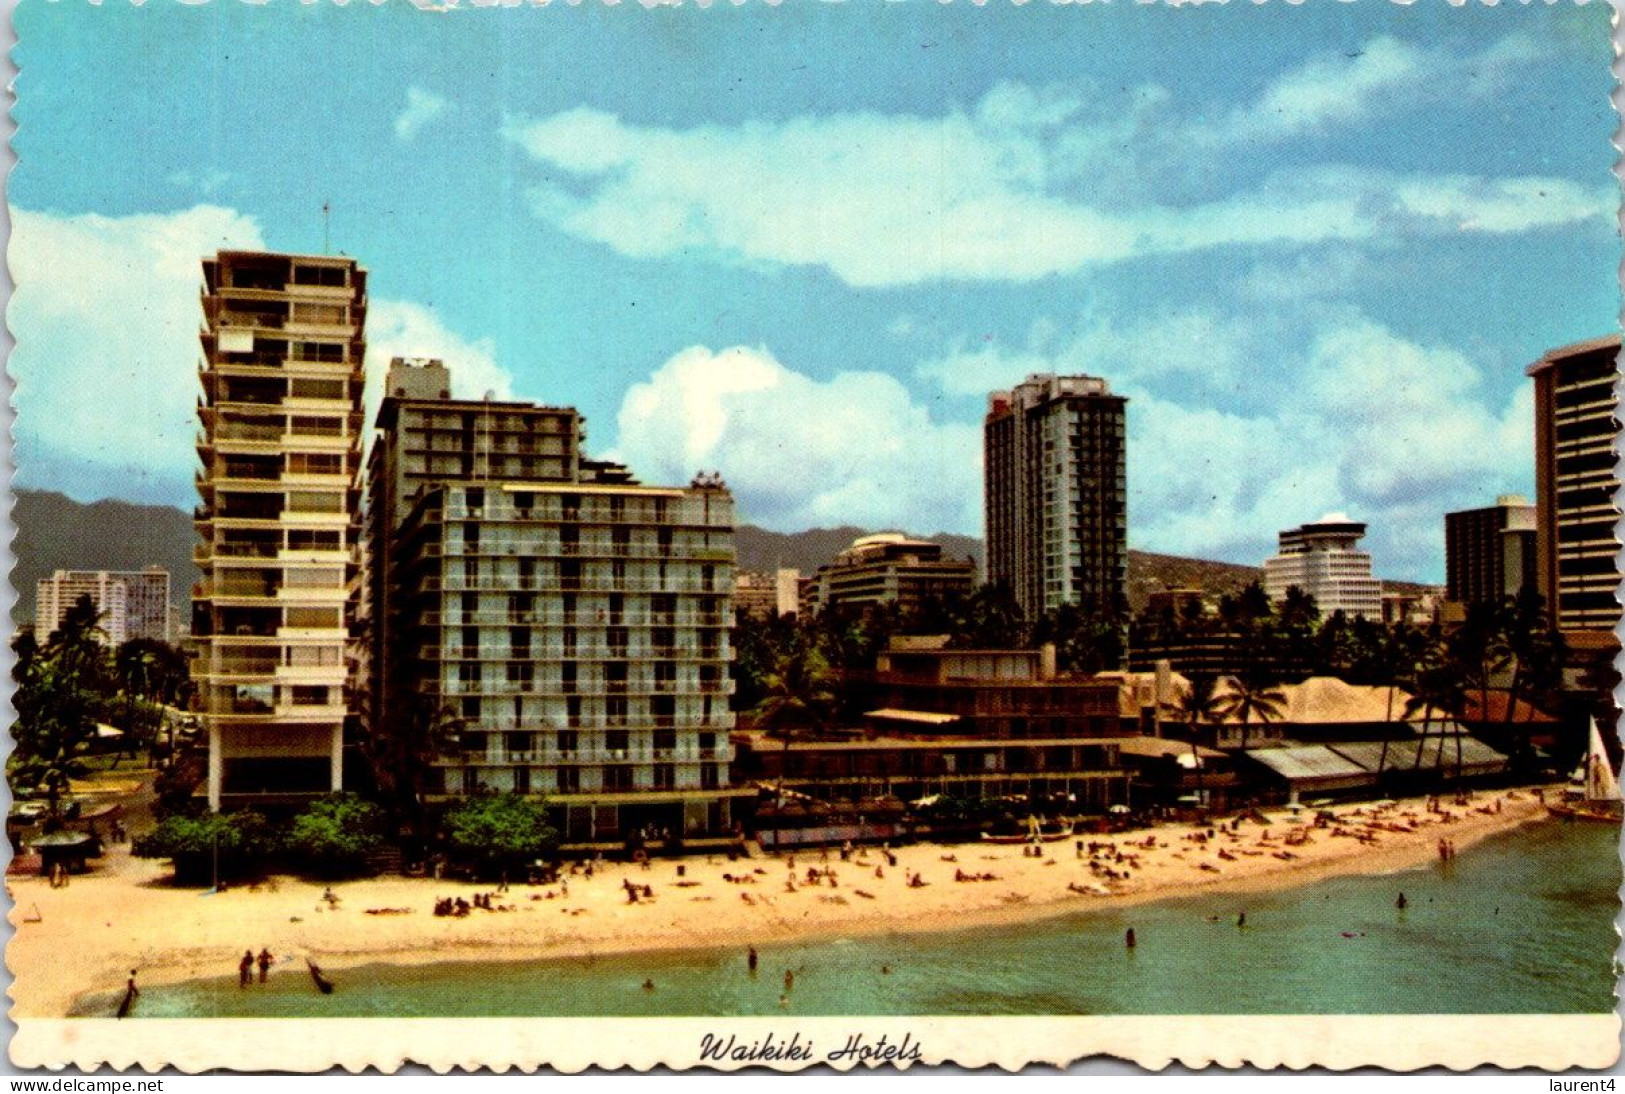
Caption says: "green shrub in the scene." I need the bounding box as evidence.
[286,793,386,878]
[132,809,277,884]
[442,792,558,879]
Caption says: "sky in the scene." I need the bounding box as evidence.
[8,0,1619,584]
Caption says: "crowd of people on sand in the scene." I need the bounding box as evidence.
[433,891,514,916]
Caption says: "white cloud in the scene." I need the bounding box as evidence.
[611,345,982,534]
[9,205,515,504]
[916,308,1535,577]
[361,301,515,428]
[503,80,1606,288]
[9,205,268,496]
[394,87,449,142]
[914,309,1253,400]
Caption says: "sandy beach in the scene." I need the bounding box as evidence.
[8,790,1555,1018]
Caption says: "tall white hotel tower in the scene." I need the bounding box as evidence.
[193,250,366,810]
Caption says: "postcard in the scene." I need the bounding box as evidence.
[5,0,1621,1074]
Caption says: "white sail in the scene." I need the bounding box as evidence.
[1584,719,1621,803]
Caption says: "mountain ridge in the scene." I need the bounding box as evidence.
[10,490,1436,624]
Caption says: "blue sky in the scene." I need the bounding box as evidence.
[9,0,1618,583]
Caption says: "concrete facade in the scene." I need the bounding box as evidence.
[192,250,366,809]
[984,373,1127,620]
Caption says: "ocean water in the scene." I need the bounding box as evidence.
[80,820,1620,1017]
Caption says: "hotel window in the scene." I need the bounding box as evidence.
[557,767,580,793]
[557,729,578,755]
[604,765,634,791]
[653,764,675,791]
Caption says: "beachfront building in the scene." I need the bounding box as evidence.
[805,533,976,616]
[733,638,1137,843]
[365,358,585,727]
[35,567,171,646]
[1262,514,1383,620]
[1529,335,1621,643]
[374,379,748,844]
[985,374,1128,620]
[1445,495,1537,610]
[192,250,366,810]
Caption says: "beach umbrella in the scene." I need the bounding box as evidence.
[1108,805,1131,815]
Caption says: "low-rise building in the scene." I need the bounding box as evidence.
[807,533,975,616]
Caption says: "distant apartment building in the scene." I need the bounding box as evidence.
[732,571,781,621]
[985,373,1127,621]
[35,567,171,645]
[1528,334,1621,643]
[806,533,975,616]
[1444,495,1537,609]
[1262,514,1382,620]
[367,359,745,844]
[192,250,366,810]
[775,568,803,617]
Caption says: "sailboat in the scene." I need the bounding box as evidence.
[1548,719,1624,823]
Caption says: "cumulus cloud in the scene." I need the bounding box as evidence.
[611,345,982,535]
[361,301,515,429]
[394,87,449,142]
[914,309,1254,401]
[9,205,515,505]
[10,205,268,502]
[916,309,1534,578]
[501,34,1589,288]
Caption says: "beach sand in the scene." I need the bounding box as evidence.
[8,790,1553,1018]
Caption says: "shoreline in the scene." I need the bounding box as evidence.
[11,789,1559,1019]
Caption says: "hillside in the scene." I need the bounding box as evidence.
[9,492,1436,624]
[12,490,200,624]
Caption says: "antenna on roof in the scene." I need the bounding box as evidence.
[322,201,331,254]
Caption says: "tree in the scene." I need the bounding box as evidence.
[441,792,559,879]
[11,597,109,823]
[1404,653,1468,781]
[287,793,387,878]
[132,809,278,885]
[1212,668,1287,756]
[1165,672,1221,802]
[358,688,462,846]
[1036,601,1126,675]
[751,633,839,849]
[945,584,1028,650]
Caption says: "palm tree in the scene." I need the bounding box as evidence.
[14,596,109,823]
[1371,623,1425,783]
[1164,672,1221,803]
[1212,668,1287,756]
[750,635,838,851]
[1403,657,1468,783]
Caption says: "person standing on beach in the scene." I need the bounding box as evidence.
[748,947,759,975]
[1125,927,1137,949]
[238,951,254,988]
[784,969,795,992]
[257,948,273,984]
[117,970,139,1019]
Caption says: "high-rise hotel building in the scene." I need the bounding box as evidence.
[985,374,1127,621]
[1528,334,1621,643]
[193,250,366,810]
[1262,514,1383,620]
[369,360,745,845]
